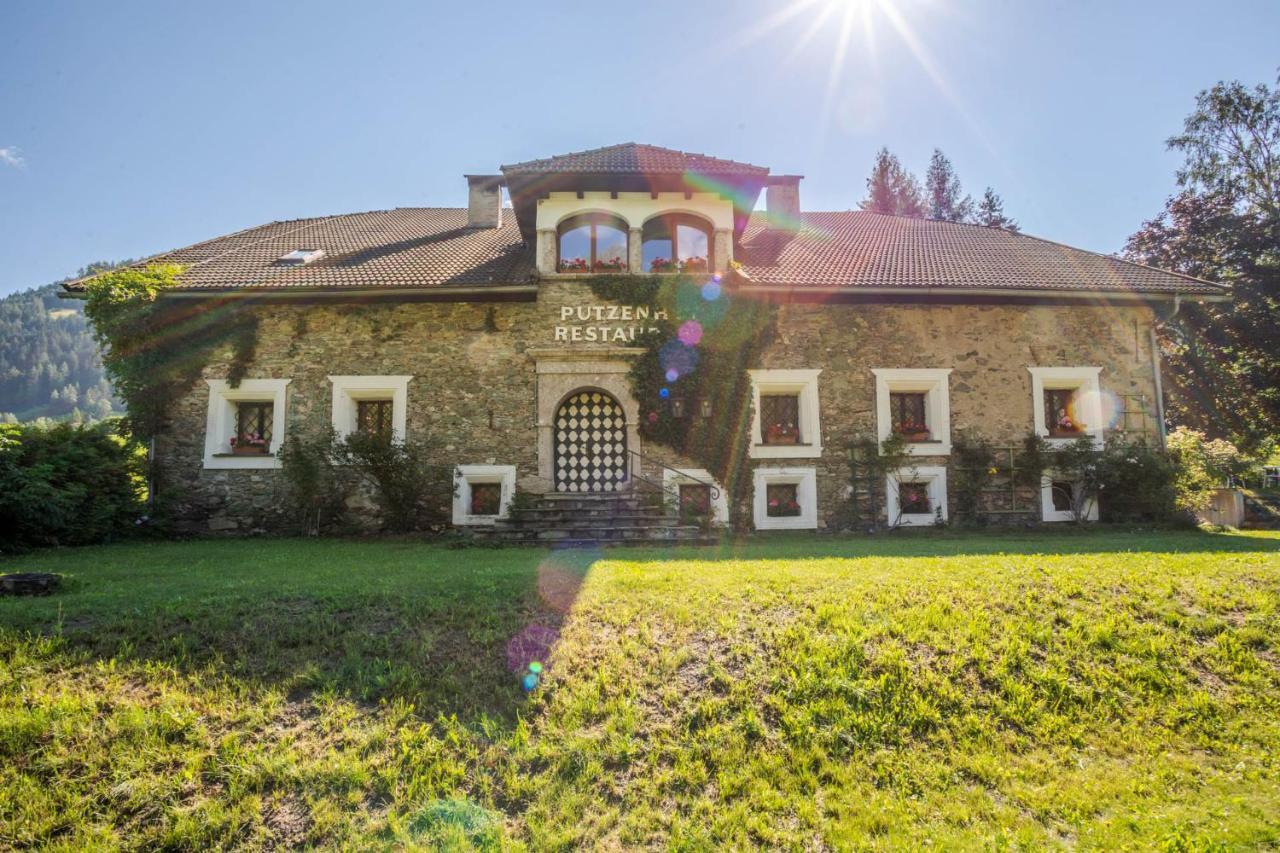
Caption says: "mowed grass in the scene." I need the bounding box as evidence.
[1,530,1279,849]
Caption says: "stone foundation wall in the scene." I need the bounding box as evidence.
[155,282,1162,533]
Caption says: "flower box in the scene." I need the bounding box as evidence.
[900,430,931,442]
[592,259,627,273]
[765,424,800,445]
[649,258,677,273]
[680,257,709,274]
[231,444,270,456]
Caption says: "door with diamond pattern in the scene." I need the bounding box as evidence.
[554,389,629,493]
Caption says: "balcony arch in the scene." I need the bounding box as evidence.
[640,212,714,274]
[556,212,630,273]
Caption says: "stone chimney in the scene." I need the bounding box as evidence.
[465,175,503,228]
[765,175,803,233]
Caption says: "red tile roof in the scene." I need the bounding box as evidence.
[501,143,770,177]
[737,212,1223,295]
[63,208,1223,297]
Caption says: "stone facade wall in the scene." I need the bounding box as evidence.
[156,282,1162,533]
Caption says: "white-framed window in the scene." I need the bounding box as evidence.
[752,466,818,530]
[872,368,953,455]
[329,376,412,441]
[886,465,948,527]
[748,369,822,459]
[203,378,291,470]
[662,468,728,526]
[1040,474,1099,522]
[452,464,517,526]
[1028,367,1104,447]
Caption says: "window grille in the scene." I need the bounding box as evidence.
[469,483,502,516]
[357,399,394,437]
[899,482,932,514]
[889,392,928,433]
[766,483,801,517]
[678,483,711,514]
[760,394,801,444]
[236,401,273,444]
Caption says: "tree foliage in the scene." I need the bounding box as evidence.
[861,148,925,217]
[83,264,258,440]
[925,149,974,223]
[861,147,1015,228]
[973,187,1019,231]
[0,265,128,423]
[1124,73,1280,449]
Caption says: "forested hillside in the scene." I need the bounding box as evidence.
[0,263,126,423]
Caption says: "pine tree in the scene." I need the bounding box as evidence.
[925,149,974,222]
[974,188,1019,231]
[860,148,925,217]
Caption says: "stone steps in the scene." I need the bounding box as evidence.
[468,489,713,546]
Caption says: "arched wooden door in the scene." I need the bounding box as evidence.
[554,389,628,492]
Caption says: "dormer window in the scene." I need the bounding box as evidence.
[642,214,711,273]
[557,213,628,273]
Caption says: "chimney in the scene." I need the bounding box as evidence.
[465,175,503,228]
[765,175,803,234]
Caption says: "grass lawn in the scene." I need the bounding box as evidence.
[2,529,1279,849]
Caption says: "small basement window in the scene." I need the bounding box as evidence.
[469,482,503,517]
[898,481,932,515]
[765,483,801,517]
[678,483,712,515]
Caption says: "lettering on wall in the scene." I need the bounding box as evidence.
[554,305,667,343]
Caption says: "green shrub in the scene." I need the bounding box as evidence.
[1166,426,1259,512]
[339,432,451,533]
[0,420,145,549]
[277,428,351,535]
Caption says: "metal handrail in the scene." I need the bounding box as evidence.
[626,449,722,501]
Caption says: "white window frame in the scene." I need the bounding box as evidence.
[328,375,412,441]
[748,369,823,459]
[1040,473,1099,522]
[662,468,729,526]
[886,465,948,527]
[872,368,953,456]
[452,464,517,526]
[202,378,291,470]
[752,466,818,530]
[1028,366,1104,448]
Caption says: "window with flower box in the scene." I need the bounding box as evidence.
[452,464,517,526]
[232,402,273,455]
[641,214,712,273]
[873,369,952,455]
[886,465,948,527]
[760,394,801,445]
[557,213,628,273]
[752,466,818,530]
[662,468,729,526]
[1027,367,1104,447]
[889,392,929,440]
[203,378,291,470]
[749,370,822,460]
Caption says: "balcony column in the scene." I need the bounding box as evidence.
[537,229,556,274]
[628,228,643,273]
[714,229,733,273]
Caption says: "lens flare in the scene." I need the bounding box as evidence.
[665,368,679,382]
[702,281,722,301]
[659,387,670,399]
[659,340,700,377]
[506,624,558,675]
[678,320,703,346]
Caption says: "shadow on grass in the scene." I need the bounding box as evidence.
[0,540,602,726]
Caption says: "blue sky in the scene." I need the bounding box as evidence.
[1,0,1276,295]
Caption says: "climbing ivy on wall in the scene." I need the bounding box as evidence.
[83,264,259,439]
[584,272,778,525]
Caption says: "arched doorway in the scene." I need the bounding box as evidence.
[554,389,628,492]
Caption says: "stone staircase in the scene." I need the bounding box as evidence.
[468,490,714,546]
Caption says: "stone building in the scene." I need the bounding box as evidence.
[67,143,1225,534]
